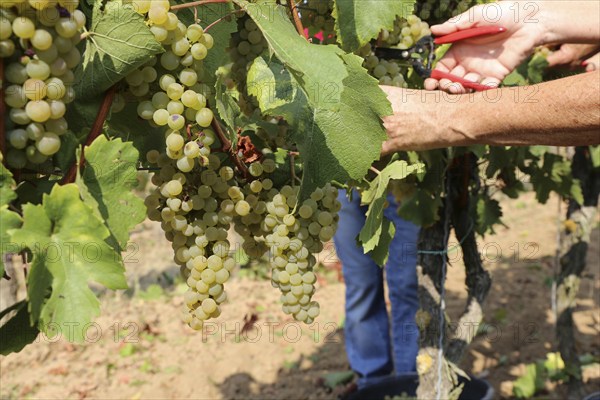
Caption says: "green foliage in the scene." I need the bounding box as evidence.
[0,165,22,278]
[76,136,146,251]
[247,54,392,200]
[513,362,546,398]
[475,195,502,235]
[76,2,163,99]
[332,0,416,52]
[8,185,128,342]
[359,160,424,265]
[0,301,40,355]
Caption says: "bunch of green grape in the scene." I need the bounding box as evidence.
[358,15,431,87]
[227,15,269,115]
[262,184,340,323]
[145,148,240,331]
[416,0,484,25]
[301,0,336,44]
[118,2,339,329]
[114,0,216,146]
[145,138,340,329]
[1,0,82,170]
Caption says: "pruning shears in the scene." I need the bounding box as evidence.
[375,26,507,91]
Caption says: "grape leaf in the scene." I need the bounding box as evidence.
[215,75,242,145]
[76,3,163,99]
[369,217,395,267]
[0,301,39,356]
[0,163,17,207]
[0,207,22,279]
[247,54,392,200]
[77,136,146,251]
[234,0,349,109]
[527,53,548,84]
[475,194,502,235]
[0,165,21,278]
[590,146,600,168]
[332,0,416,52]
[8,184,127,342]
[359,160,424,256]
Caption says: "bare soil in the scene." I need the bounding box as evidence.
[1,193,598,400]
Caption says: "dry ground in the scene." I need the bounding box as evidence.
[1,193,599,399]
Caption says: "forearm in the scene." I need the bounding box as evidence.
[451,72,600,147]
[538,1,600,44]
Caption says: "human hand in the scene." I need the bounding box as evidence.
[547,43,600,69]
[583,53,600,72]
[380,86,460,154]
[424,1,547,93]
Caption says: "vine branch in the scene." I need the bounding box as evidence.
[0,58,6,162]
[287,0,307,39]
[204,9,245,32]
[210,118,250,179]
[171,0,230,11]
[61,86,117,185]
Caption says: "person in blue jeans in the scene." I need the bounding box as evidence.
[334,189,420,388]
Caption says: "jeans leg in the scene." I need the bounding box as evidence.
[334,190,393,387]
[383,193,420,373]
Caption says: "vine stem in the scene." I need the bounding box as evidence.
[210,118,250,179]
[204,9,245,32]
[287,0,307,39]
[0,58,6,161]
[61,86,117,184]
[170,0,230,11]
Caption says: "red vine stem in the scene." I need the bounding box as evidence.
[0,58,6,162]
[287,0,307,39]
[61,86,117,184]
[170,0,230,11]
[210,118,250,179]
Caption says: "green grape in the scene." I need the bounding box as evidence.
[12,17,35,39]
[167,82,184,100]
[166,100,184,115]
[10,107,30,125]
[36,132,61,155]
[152,92,170,109]
[153,109,170,126]
[25,100,51,122]
[8,129,28,149]
[45,77,66,100]
[55,18,78,38]
[137,101,155,120]
[48,100,66,119]
[31,29,53,50]
[179,68,197,87]
[168,114,185,130]
[148,6,168,25]
[160,51,180,71]
[26,59,51,80]
[195,108,213,127]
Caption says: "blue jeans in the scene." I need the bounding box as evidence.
[334,190,420,388]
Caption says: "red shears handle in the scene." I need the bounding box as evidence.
[430,70,493,91]
[433,26,507,45]
[431,26,506,91]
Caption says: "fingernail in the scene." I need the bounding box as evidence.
[581,61,588,67]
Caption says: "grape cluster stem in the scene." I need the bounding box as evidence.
[287,0,307,39]
[61,86,117,184]
[210,117,250,180]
